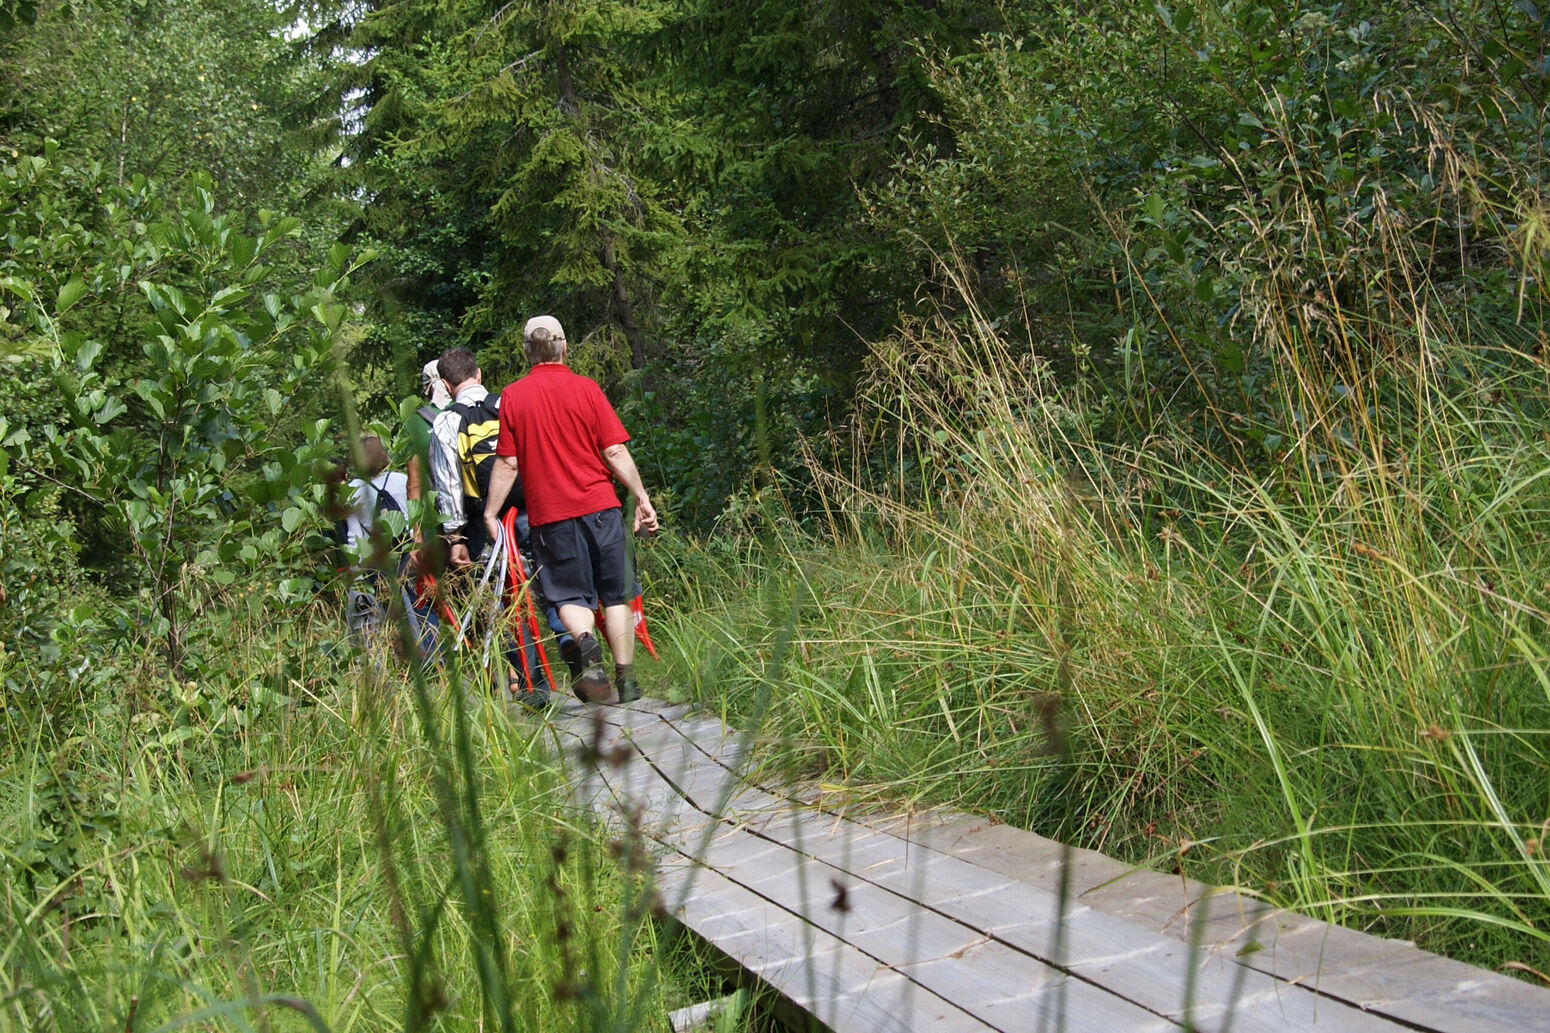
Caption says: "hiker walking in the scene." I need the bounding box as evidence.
[483,315,659,705]
[429,346,558,706]
[429,347,503,566]
[401,359,455,649]
[341,434,411,640]
[407,358,454,504]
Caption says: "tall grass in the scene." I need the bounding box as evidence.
[0,594,687,1032]
[651,143,1550,976]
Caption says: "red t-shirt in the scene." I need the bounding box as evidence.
[495,364,630,526]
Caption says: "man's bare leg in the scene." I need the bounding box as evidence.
[558,602,597,639]
[602,603,633,666]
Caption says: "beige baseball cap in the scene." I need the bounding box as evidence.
[523,314,566,342]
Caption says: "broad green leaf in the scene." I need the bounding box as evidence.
[56,278,87,313]
[93,396,127,425]
[124,498,152,529]
[229,233,257,268]
[311,300,345,333]
[0,277,35,304]
[211,285,248,309]
[134,380,168,420]
[279,577,312,600]
[281,506,304,533]
[156,282,192,318]
[74,338,103,370]
[266,217,301,241]
[1217,340,1244,375]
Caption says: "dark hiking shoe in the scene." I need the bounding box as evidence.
[614,675,641,705]
[577,632,604,666]
[574,663,612,703]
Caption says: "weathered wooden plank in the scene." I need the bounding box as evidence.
[622,714,1500,1032]
[560,707,1550,1033]
[585,714,1318,1032]
[609,754,1355,1033]
[664,785,1410,1032]
[570,728,999,1032]
[657,859,994,1033]
[574,717,1184,1032]
[660,810,1182,1033]
[1244,919,1550,1033]
[581,747,1184,1032]
[849,808,1550,1033]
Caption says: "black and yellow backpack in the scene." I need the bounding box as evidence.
[449,393,523,521]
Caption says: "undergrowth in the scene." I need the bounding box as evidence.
[651,261,1550,980]
[0,591,701,1032]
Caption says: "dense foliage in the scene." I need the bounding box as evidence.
[3,0,1549,1027]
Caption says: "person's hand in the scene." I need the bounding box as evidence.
[634,496,659,535]
[449,542,471,568]
[484,512,502,549]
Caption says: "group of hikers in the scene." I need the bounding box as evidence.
[337,315,659,710]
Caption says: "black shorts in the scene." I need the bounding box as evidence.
[530,508,630,611]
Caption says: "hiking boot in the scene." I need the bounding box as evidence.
[614,675,641,705]
[577,631,604,664]
[573,663,612,703]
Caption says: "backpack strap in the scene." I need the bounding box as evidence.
[367,474,410,551]
[449,394,500,427]
[371,474,403,515]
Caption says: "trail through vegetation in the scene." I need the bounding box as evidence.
[2,0,1549,1028]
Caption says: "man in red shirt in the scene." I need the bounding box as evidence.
[484,315,659,703]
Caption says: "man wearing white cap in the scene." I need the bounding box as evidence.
[483,314,659,703]
[407,358,454,503]
[421,358,454,407]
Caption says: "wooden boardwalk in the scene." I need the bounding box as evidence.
[552,699,1550,1033]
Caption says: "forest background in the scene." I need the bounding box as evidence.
[2,0,1549,1030]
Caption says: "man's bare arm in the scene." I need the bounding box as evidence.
[603,443,658,533]
[484,455,520,544]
